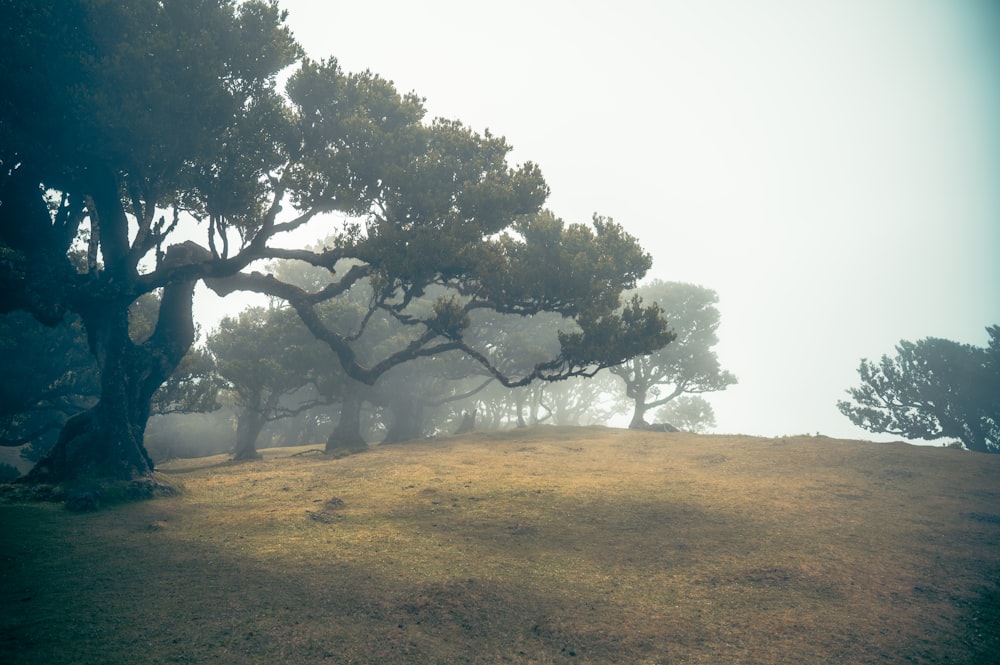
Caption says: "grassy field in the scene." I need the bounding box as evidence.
[1,426,998,664]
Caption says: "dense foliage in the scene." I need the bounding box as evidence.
[0,0,668,483]
[608,281,736,428]
[208,306,330,459]
[838,326,1000,453]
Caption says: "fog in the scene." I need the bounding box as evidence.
[189,1,1000,442]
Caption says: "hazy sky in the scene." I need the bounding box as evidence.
[226,0,1000,440]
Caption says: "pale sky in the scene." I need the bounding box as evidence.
[213,0,1000,441]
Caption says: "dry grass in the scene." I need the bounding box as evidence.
[2,426,998,664]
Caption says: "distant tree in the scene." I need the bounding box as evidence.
[838,326,1000,453]
[442,310,629,430]
[654,395,717,433]
[208,306,330,460]
[609,281,736,429]
[149,345,223,417]
[483,373,625,429]
[460,309,565,428]
[264,225,669,450]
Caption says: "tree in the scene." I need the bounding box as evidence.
[609,281,737,429]
[1,1,667,487]
[838,326,1000,453]
[654,395,717,433]
[208,306,329,460]
[0,311,97,453]
[1,293,219,462]
[1,0,301,484]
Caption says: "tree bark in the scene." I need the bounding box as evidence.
[381,394,424,444]
[628,386,650,429]
[24,248,202,484]
[325,390,368,455]
[515,390,528,428]
[233,409,265,461]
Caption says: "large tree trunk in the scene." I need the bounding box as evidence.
[325,390,368,455]
[514,389,528,428]
[628,386,651,429]
[381,394,424,444]
[233,409,265,461]
[24,260,200,485]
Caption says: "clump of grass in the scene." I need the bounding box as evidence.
[2,428,998,664]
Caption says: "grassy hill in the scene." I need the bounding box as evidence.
[1,427,998,664]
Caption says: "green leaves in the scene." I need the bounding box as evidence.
[559,295,672,369]
[208,306,330,411]
[3,1,674,476]
[607,280,737,428]
[838,327,1000,453]
[286,59,427,216]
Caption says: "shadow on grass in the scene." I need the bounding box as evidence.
[1,502,699,664]
[4,428,999,665]
[4,493,996,665]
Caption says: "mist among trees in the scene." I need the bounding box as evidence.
[0,0,676,484]
[4,0,994,495]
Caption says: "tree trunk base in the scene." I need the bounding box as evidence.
[7,472,178,510]
[23,408,155,486]
[325,430,368,458]
[231,449,263,462]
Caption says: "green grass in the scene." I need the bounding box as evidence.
[2,426,999,664]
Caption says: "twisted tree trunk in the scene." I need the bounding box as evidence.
[381,394,424,444]
[628,385,651,430]
[24,248,202,484]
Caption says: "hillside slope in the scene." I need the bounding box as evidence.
[2,427,998,664]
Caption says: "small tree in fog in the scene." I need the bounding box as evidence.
[838,326,999,453]
[654,395,716,433]
[609,281,736,429]
[208,306,330,460]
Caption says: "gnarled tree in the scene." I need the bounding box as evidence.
[838,326,1000,453]
[609,281,736,429]
[1,0,667,488]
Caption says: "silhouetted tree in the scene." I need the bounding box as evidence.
[838,326,1000,453]
[1,294,219,463]
[1,0,301,483]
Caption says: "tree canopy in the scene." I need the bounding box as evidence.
[0,0,668,485]
[208,305,330,459]
[655,395,717,434]
[838,326,1000,453]
[608,281,736,429]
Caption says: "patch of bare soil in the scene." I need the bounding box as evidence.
[1,427,998,664]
